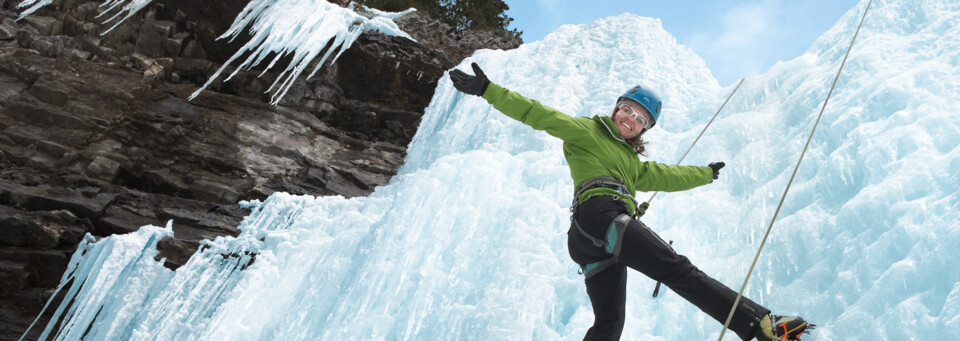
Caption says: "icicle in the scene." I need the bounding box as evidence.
[15,0,56,19]
[97,0,155,34]
[19,234,95,341]
[17,0,154,33]
[17,0,412,106]
[188,0,416,105]
[21,225,173,341]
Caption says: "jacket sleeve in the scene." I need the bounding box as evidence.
[482,82,589,141]
[634,161,714,192]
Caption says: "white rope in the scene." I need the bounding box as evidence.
[637,78,744,218]
[716,1,873,339]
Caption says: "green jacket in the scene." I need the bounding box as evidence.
[482,82,714,216]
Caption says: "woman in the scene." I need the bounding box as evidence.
[449,63,810,341]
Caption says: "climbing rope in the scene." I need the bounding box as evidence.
[717,1,873,339]
[635,78,744,218]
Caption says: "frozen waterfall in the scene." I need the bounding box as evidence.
[23,0,960,340]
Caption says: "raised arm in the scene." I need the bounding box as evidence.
[450,63,589,140]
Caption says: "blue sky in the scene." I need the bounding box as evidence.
[503,0,860,86]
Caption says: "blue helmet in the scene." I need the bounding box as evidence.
[618,85,662,127]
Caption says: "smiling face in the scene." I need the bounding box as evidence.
[611,99,655,140]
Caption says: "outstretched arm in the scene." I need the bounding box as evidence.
[449,63,589,140]
[634,161,715,192]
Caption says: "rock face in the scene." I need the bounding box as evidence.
[0,1,521,340]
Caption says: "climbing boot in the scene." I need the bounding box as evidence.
[754,314,814,341]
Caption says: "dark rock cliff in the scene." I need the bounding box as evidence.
[0,1,521,339]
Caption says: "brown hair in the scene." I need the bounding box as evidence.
[626,135,648,156]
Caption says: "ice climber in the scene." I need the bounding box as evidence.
[449,63,812,341]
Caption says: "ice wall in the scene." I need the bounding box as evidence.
[25,0,960,340]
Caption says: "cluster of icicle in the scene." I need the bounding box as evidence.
[17,0,416,105]
[21,195,308,340]
[188,0,416,105]
[19,0,153,33]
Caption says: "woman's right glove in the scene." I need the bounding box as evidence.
[449,62,490,97]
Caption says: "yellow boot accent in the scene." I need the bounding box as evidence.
[760,315,774,339]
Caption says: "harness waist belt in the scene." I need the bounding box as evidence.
[570,176,637,212]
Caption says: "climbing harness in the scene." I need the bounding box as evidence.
[569,176,638,215]
[569,177,637,278]
[717,1,873,339]
[573,213,631,278]
[635,77,745,218]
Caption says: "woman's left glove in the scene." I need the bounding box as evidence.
[449,62,490,96]
[709,162,725,180]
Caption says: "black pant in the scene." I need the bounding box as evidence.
[568,196,770,341]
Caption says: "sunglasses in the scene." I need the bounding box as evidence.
[618,103,652,130]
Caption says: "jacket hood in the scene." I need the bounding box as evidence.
[596,115,626,143]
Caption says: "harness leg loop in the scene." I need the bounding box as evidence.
[580,214,631,278]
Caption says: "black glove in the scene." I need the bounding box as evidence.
[449,62,490,96]
[708,162,725,180]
